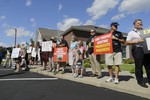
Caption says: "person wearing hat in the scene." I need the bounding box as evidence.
[125,19,150,88]
[105,22,125,84]
[86,29,102,79]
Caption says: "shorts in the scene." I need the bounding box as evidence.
[105,52,122,66]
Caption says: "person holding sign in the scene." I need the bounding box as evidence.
[56,35,69,74]
[126,19,150,88]
[86,29,102,79]
[13,44,21,72]
[105,22,125,84]
[41,39,49,70]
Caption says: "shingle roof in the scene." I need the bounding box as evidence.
[61,25,127,36]
[62,25,110,35]
[37,28,62,41]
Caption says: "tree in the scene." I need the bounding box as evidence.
[30,38,35,46]
[0,47,7,58]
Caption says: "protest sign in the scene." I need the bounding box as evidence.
[11,48,20,58]
[31,48,36,57]
[140,28,150,54]
[42,41,52,52]
[53,47,68,62]
[27,46,32,53]
[94,32,113,54]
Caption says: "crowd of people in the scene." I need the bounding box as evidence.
[1,19,150,88]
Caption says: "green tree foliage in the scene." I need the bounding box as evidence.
[0,47,7,58]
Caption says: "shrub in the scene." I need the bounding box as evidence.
[130,67,135,74]
[100,59,105,64]
[84,63,91,68]
[123,58,134,64]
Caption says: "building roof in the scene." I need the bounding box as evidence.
[62,25,110,36]
[61,25,127,37]
[37,28,62,41]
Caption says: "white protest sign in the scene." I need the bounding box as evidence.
[11,48,20,58]
[31,48,36,57]
[42,41,52,52]
[27,47,32,53]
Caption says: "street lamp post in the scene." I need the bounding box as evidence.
[14,28,17,46]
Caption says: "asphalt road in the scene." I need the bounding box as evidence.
[0,67,149,100]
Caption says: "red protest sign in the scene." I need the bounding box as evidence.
[94,32,113,54]
[53,47,68,62]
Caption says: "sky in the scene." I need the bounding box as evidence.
[0,0,150,47]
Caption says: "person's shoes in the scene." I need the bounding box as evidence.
[114,78,119,84]
[97,75,102,79]
[105,77,113,82]
[138,82,148,88]
[78,75,83,78]
[14,70,19,73]
[90,74,97,77]
[73,74,78,78]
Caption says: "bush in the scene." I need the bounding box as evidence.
[84,63,91,68]
[0,47,7,59]
[100,59,105,64]
[130,67,135,74]
[123,58,134,64]
[84,58,90,63]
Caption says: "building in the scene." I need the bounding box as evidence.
[35,27,62,43]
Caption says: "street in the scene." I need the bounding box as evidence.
[0,67,149,100]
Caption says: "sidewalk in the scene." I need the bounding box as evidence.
[29,65,150,99]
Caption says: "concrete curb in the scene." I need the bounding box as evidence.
[30,67,150,99]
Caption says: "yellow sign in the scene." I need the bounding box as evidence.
[143,29,150,34]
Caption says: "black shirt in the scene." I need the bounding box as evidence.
[58,40,69,49]
[112,31,124,52]
[86,35,96,54]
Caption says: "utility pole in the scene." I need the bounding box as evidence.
[14,28,17,46]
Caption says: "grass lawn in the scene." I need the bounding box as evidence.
[101,64,146,73]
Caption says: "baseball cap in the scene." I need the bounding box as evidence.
[110,22,119,27]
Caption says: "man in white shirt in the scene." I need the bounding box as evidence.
[126,19,150,88]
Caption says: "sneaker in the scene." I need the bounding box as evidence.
[73,74,78,78]
[97,75,102,79]
[114,78,119,84]
[78,75,83,78]
[105,77,113,82]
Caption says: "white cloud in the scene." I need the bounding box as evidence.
[26,0,32,7]
[0,42,10,47]
[58,3,63,11]
[30,18,36,27]
[1,23,33,38]
[4,27,33,37]
[84,19,95,25]
[119,0,150,14]
[87,0,119,20]
[99,24,109,29]
[111,13,125,21]
[0,15,6,21]
[57,18,82,31]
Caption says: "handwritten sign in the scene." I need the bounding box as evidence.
[31,48,36,57]
[42,41,52,52]
[11,48,20,58]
